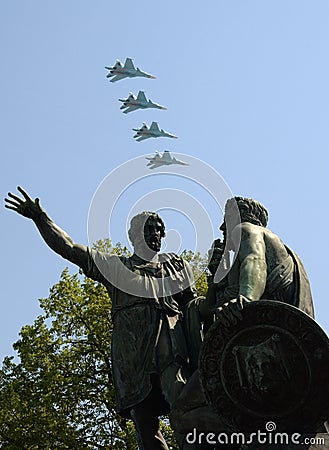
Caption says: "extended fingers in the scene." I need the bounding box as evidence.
[7,192,23,203]
[17,186,32,201]
[4,197,20,207]
[4,204,17,211]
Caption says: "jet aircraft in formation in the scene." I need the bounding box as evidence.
[105,58,156,83]
[119,91,167,114]
[146,151,189,169]
[133,122,178,142]
[107,57,187,167]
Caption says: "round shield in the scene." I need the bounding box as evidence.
[199,300,329,433]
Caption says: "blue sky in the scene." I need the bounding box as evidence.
[1,1,328,361]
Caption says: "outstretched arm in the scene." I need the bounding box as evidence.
[5,186,88,271]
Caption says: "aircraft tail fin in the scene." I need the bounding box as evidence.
[124,58,135,70]
[137,91,147,102]
[150,122,160,133]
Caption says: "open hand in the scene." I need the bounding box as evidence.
[5,186,43,220]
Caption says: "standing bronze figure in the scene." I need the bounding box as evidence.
[5,187,200,450]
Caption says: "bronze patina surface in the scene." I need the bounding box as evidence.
[200,299,329,434]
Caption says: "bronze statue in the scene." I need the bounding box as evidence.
[205,196,314,327]
[4,187,200,450]
[6,189,326,449]
[171,196,320,446]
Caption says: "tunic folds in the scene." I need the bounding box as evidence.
[83,249,197,415]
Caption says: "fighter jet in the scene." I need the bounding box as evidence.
[119,91,167,114]
[146,151,189,169]
[105,58,156,83]
[133,121,178,142]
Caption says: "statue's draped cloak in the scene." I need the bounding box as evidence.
[218,245,314,317]
[83,250,196,416]
[263,246,314,318]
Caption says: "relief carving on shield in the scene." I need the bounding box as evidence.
[232,334,290,405]
[199,300,329,433]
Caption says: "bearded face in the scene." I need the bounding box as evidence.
[130,215,165,259]
[143,217,164,252]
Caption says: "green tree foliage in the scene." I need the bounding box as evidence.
[0,241,208,449]
[180,249,209,297]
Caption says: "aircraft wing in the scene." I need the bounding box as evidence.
[150,122,160,133]
[148,161,165,169]
[124,58,136,71]
[123,105,139,114]
[119,93,135,102]
[136,135,151,142]
[137,91,147,102]
[110,74,127,83]
[145,152,160,161]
